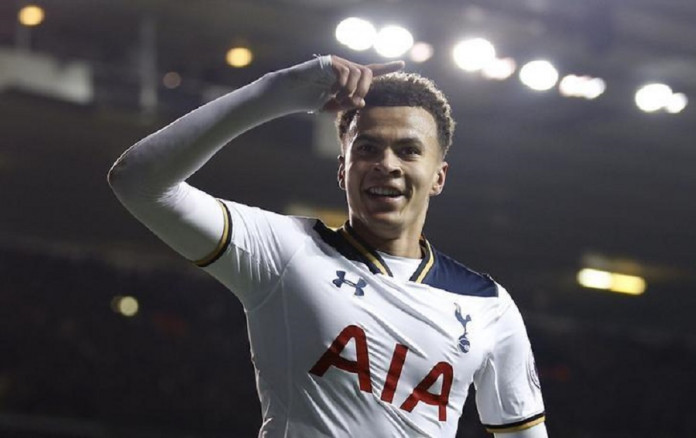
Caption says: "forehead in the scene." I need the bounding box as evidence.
[349,106,438,143]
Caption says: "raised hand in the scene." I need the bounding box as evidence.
[322,55,405,112]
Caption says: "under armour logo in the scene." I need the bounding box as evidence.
[454,303,472,353]
[333,271,367,296]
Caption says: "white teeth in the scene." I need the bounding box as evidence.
[368,187,401,196]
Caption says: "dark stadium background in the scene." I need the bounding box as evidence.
[1,0,695,436]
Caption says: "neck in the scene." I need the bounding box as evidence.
[349,219,423,259]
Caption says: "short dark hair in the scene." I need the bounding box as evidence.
[336,72,455,156]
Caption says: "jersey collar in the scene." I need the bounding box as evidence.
[313,221,435,283]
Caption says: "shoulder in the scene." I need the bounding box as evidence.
[423,248,500,298]
[220,199,318,238]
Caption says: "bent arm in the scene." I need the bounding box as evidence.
[107,56,335,262]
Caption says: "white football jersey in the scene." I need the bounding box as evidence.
[200,200,545,437]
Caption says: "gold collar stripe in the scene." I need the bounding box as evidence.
[412,239,435,283]
[339,227,390,276]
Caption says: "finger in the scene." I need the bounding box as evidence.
[353,66,373,107]
[337,64,361,100]
[367,60,405,77]
[331,61,350,92]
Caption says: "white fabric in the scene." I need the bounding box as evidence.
[108,56,334,262]
[376,250,422,282]
[108,56,546,437]
[207,201,545,436]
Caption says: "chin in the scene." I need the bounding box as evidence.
[361,211,406,231]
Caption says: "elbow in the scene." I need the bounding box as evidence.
[107,157,135,199]
[107,160,124,193]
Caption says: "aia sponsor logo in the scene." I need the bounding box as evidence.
[309,325,453,421]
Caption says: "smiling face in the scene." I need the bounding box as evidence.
[338,106,448,249]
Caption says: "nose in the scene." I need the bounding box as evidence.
[373,148,402,176]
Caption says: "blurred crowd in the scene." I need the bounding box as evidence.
[1,247,693,437]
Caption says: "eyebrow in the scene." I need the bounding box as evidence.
[353,134,425,147]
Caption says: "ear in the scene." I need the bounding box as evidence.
[337,154,346,190]
[430,161,448,196]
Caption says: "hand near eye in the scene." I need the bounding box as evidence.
[322,55,405,113]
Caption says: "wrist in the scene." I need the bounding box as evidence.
[264,55,335,113]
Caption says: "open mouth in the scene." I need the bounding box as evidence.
[366,187,404,198]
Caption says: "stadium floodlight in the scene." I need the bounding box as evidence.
[635,83,673,113]
[666,92,688,114]
[559,75,606,99]
[519,60,559,91]
[481,57,516,80]
[584,78,606,99]
[577,268,646,295]
[409,42,434,63]
[374,25,414,58]
[452,38,496,72]
[335,17,377,51]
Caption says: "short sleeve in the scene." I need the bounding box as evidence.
[202,200,313,308]
[474,289,545,433]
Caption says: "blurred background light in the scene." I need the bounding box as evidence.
[519,59,559,91]
[666,92,688,114]
[635,83,672,112]
[374,25,414,58]
[335,17,376,51]
[111,295,140,317]
[584,77,607,99]
[481,57,517,80]
[18,5,45,27]
[452,38,496,72]
[226,47,253,68]
[409,42,434,63]
[162,72,182,89]
[577,268,646,295]
[559,75,606,99]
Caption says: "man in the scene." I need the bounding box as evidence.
[108,55,547,437]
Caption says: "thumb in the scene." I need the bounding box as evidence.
[367,60,406,77]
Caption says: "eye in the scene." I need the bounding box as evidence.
[354,142,376,154]
[399,146,421,157]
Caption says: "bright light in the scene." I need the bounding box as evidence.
[577,269,613,290]
[335,17,376,51]
[577,269,646,295]
[585,78,607,99]
[481,57,516,80]
[635,83,672,112]
[111,296,140,317]
[19,5,45,27]
[666,92,688,114]
[452,38,496,72]
[559,75,606,99]
[374,25,414,58]
[409,42,434,63]
[226,47,253,68]
[559,75,581,96]
[162,72,182,89]
[519,60,559,91]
